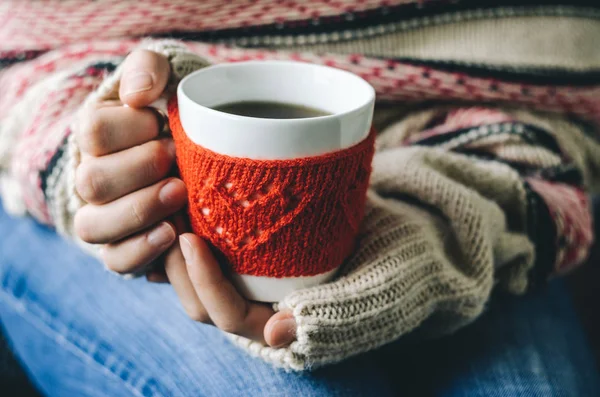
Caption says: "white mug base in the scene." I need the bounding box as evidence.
[230,268,339,303]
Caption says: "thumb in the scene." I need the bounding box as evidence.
[264,310,296,348]
[119,49,170,108]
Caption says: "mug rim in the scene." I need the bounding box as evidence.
[178,60,375,123]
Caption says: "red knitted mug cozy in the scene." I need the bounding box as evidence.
[168,98,375,278]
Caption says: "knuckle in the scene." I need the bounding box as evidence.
[129,200,148,229]
[73,207,94,243]
[126,48,151,62]
[184,305,210,323]
[144,141,172,179]
[101,242,149,275]
[101,253,122,274]
[137,49,159,60]
[126,49,168,70]
[214,302,249,335]
[78,110,110,155]
[75,109,92,147]
[75,161,106,203]
[216,320,242,335]
[104,256,137,275]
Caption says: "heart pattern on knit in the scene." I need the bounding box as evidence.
[192,177,314,252]
[169,98,375,278]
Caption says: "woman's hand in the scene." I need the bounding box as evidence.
[74,49,187,274]
[73,48,295,346]
[164,230,297,347]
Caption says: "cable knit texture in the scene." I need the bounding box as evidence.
[169,99,374,277]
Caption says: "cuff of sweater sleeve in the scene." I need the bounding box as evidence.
[227,334,307,371]
[227,145,537,371]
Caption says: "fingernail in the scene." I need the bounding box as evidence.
[159,179,181,205]
[147,222,175,248]
[179,235,193,261]
[271,318,297,348]
[122,71,153,96]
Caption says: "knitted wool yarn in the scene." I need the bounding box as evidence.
[169,99,375,278]
[2,0,600,373]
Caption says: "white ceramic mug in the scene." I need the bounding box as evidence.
[176,61,375,302]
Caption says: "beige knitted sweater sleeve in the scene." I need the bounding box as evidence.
[229,109,600,370]
[230,146,534,370]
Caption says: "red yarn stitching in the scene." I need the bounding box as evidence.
[169,98,375,278]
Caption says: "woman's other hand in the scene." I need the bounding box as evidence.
[74,49,186,274]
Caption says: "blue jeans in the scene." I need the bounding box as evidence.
[1,204,599,397]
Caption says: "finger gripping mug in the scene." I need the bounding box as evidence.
[168,61,375,302]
